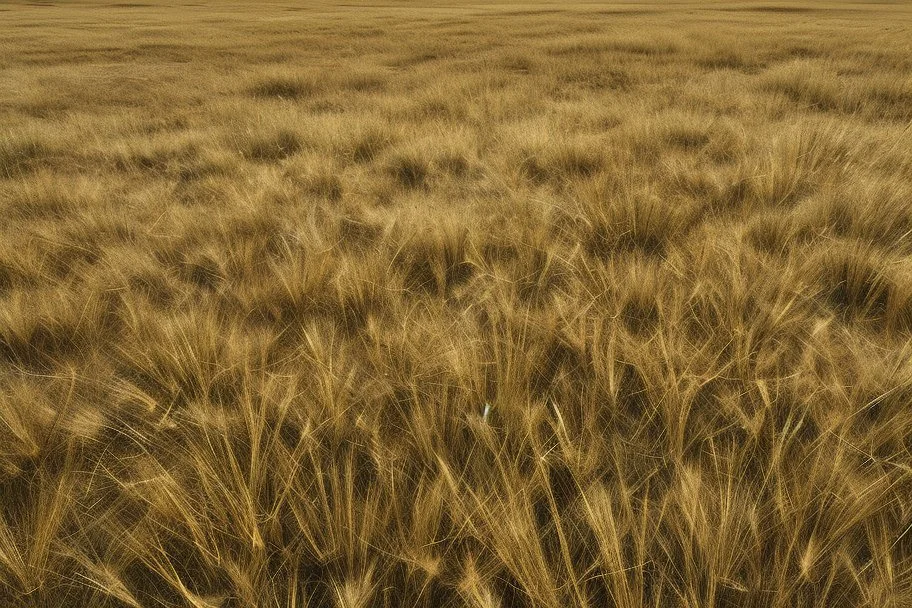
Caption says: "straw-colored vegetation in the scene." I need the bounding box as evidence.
[2,1,912,606]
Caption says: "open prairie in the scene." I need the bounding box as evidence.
[1,1,912,606]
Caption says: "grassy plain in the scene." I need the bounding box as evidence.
[1,1,912,606]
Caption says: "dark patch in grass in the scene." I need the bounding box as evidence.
[129,269,178,308]
[621,293,659,336]
[350,127,393,163]
[435,150,470,177]
[243,130,302,162]
[546,460,578,514]
[0,135,56,177]
[786,45,821,59]
[0,265,13,295]
[514,247,562,306]
[395,230,473,298]
[493,571,534,608]
[559,67,631,91]
[292,166,343,202]
[390,49,449,68]
[338,217,382,251]
[666,129,710,151]
[745,214,794,256]
[155,536,236,601]
[813,247,892,323]
[181,262,223,291]
[698,51,753,71]
[610,40,679,57]
[552,148,603,179]
[388,154,429,190]
[592,9,653,16]
[334,282,386,336]
[345,74,387,93]
[722,5,815,13]
[0,319,85,371]
[493,8,566,17]
[43,241,103,278]
[828,267,889,320]
[247,76,316,100]
[531,336,585,398]
[520,145,602,185]
[401,255,436,293]
[518,155,551,184]
[7,191,75,221]
[585,196,693,260]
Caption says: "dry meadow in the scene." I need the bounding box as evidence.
[2,1,912,606]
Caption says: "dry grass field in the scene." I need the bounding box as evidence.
[2,0,912,606]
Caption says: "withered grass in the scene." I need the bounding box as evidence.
[1,1,912,606]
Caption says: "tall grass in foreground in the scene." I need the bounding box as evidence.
[2,1,912,606]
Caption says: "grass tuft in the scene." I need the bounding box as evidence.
[247,73,319,100]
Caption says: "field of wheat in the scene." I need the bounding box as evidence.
[1,1,912,606]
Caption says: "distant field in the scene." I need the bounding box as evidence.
[1,1,912,606]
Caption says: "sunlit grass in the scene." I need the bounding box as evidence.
[1,1,912,606]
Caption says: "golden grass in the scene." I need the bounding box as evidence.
[2,1,912,606]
